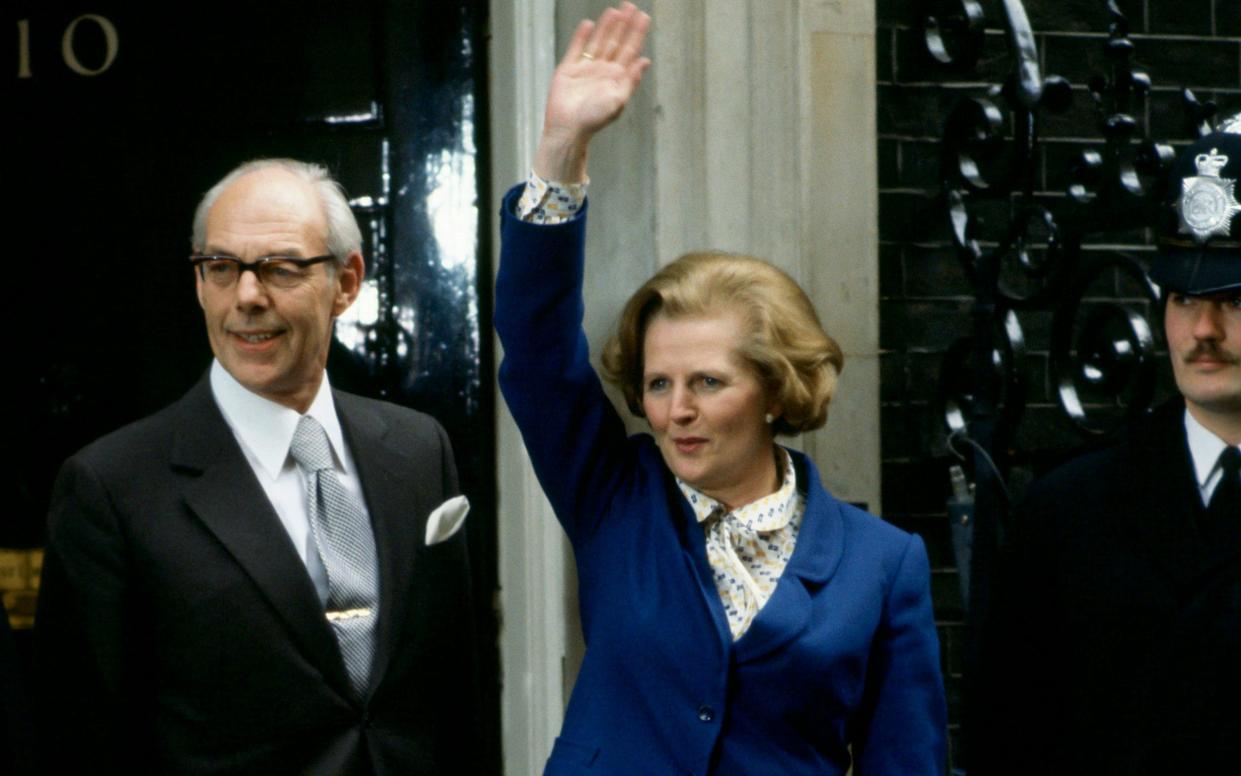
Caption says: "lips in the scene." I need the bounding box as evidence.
[228,328,285,349]
[673,436,707,454]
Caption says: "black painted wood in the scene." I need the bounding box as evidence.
[10,1,497,770]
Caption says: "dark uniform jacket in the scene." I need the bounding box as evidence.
[979,399,1241,774]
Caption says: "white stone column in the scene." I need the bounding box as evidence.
[489,3,572,774]
[648,0,880,510]
[799,0,882,510]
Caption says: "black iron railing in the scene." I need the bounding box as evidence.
[922,0,1221,768]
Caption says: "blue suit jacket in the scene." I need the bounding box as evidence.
[496,186,945,775]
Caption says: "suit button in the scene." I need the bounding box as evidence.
[696,704,714,722]
[360,712,373,730]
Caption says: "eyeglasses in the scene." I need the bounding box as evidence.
[189,254,335,290]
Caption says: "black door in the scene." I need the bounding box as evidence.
[8,1,498,770]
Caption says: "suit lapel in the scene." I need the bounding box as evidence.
[334,392,427,696]
[734,451,845,664]
[1203,510,1241,577]
[671,446,848,663]
[171,376,353,697]
[670,473,735,653]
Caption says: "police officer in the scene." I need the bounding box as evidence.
[978,120,1241,774]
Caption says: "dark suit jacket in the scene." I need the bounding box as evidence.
[495,186,946,775]
[1,599,35,776]
[978,399,1241,775]
[35,374,477,775]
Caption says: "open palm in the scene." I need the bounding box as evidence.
[536,3,651,181]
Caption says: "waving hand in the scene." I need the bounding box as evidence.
[534,2,652,183]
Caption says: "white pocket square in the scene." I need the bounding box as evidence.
[425,495,470,545]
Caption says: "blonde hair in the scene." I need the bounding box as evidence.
[601,251,843,435]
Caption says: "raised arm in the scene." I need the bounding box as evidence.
[496,4,652,541]
[533,2,651,184]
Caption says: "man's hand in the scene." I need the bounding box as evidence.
[533,2,651,183]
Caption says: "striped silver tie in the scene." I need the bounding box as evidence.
[290,415,379,697]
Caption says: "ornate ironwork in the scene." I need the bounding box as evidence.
[932,0,1216,449]
[923,1,1221,766]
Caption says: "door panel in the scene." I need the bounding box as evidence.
[8,1,497,770]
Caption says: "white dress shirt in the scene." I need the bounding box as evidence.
[1183,408,1235,507]
[209,359,372,605]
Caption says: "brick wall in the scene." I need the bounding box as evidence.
[875,0,1241,768]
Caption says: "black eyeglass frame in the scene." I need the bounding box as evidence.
[188,254,337,288]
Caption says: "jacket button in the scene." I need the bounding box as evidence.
[360,712,373,730]
[697,704,714,722]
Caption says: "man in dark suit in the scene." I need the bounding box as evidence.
[979,125,1241,774]
[35,160,477,774]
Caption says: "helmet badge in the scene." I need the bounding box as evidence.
[1177,147,1241,243]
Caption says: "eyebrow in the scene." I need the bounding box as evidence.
[201,247,312,259]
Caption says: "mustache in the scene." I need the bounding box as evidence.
[1184,343,1241,365]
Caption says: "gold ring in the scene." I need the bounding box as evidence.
[581,52,596,60]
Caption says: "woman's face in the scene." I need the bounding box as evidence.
[641,310,779,509]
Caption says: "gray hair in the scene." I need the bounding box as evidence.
[190,158,363,264]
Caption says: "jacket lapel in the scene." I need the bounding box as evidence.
[334,392,426,696]
[733,450,845,664]
[171,376,353,698]
[671,473,735,653]
[671,446,849,663]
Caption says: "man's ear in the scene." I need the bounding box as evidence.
[332,251,366,316]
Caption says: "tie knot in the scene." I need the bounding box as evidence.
[1221,446,1241,477]
[290,415,334,473]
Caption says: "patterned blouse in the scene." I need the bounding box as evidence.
[677,449,805,640]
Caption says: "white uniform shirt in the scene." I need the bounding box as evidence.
[1184,408,1236,507]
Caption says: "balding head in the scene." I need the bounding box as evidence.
[192,158,362,265]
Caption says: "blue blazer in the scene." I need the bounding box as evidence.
[496,186,946,775]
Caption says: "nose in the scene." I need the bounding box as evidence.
[233,267,270,311]
[1191,301,1226,341]
[670,384,697,424]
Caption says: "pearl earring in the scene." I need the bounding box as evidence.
[765,413,775,424]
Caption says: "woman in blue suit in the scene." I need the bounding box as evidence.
[495,5,946,774]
